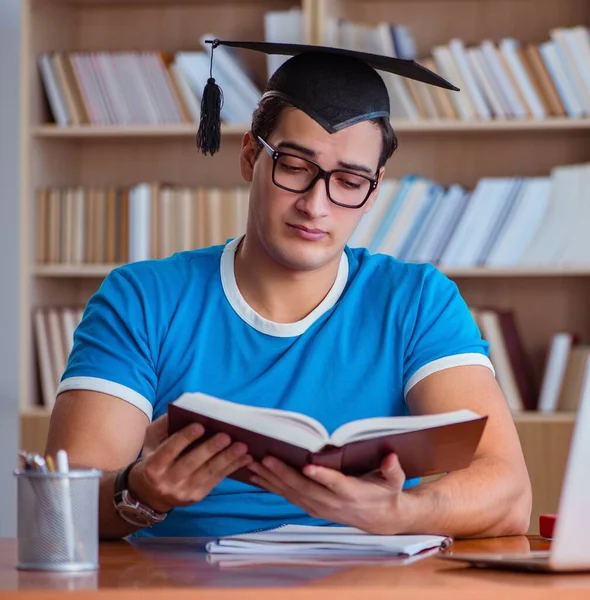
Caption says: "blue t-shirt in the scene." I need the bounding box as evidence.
[59,236,492,537]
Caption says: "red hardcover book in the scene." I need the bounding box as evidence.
[167,392,488,483]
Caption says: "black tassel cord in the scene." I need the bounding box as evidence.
[196,40,224,156]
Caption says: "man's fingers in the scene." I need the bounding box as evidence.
[147,422,206,473]
[167,432,236,480]
[379,453,406,487]
[200,451,254,490]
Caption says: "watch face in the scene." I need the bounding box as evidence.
[117,504,155,528]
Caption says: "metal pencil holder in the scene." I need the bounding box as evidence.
[14,468,102,571]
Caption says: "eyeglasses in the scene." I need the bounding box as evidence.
[257,136,379,209]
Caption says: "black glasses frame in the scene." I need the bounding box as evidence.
[257,136,379,209]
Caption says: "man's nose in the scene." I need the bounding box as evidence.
[295,176,331,218]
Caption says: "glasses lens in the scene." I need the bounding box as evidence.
[328,171,372,207]
[274,154,319,192]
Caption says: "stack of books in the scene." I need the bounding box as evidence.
[349,163,590,268]
[35,184,250,265]
[38,8,305,127]
[321,20,590,121]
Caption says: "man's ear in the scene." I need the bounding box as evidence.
[362,167,386,214]
[240,131,257,183]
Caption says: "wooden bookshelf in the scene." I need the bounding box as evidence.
[33,117,590,138]
[20,0,590,534]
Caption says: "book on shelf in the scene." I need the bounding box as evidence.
[204,524,451,557]
[167,392,488,482]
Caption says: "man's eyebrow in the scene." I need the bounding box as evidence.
[276,140,374,175]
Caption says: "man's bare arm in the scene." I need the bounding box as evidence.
[45,391,252,539]
[400,364,532,538]
[45,391,151,539]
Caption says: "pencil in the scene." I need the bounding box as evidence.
[45,455,56,473]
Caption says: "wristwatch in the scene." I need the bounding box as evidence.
[113,459,169,528]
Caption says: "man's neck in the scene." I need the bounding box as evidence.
[233,236,342,324]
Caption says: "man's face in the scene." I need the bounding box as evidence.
[240,107,384,272]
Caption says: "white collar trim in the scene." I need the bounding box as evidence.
[220,235,349,337]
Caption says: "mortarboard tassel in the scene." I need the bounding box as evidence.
[196,40,224,156]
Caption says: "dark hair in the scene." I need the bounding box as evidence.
[250,96,398,171]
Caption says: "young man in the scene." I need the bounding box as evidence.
[45,43,532,540]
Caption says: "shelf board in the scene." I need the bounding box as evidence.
[443,266,590,277]
[32,264,590,279]
[33,264,123,277]
[512,411,576,424]
[32,124,246,139]
[32,118,590,139]
[19,408,577,423]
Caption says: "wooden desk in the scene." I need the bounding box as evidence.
[1,536,590,599]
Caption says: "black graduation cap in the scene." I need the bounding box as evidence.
[196,39,459,156]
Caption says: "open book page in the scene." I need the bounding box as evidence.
[173,392,330,451]
[329,409,482,446]
[206,525,450,556]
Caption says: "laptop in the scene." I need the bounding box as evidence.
[439,358,590,572]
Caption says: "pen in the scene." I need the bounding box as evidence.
[32,455,49,474]
[56,449,76,562]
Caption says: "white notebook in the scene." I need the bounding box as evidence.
[206,525,451,556]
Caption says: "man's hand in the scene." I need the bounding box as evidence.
[248,453,408,534]
[128,415,253,513]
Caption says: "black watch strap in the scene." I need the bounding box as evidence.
[114,458,142,505]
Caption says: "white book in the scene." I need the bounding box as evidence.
[499,38,546,119]
[169,62,201,123]
[485,177,552,267]
[539,41,584,118]
[475,309,524,412]
[129,183,151,262]
[558,164,590,265]
[401,184,445,262]
[347,179,398,249]
[95,52,130,125]
[480,40,528,118]
[439,179,507,267]
[264,9,303,77]
[418,185,469,265]
[449,39,491,120]
[538,333,576,412]
[206,525,450,556]
[60,307,78,359]
[568,26,590,101]
[377,180,430,257]
[235,186,250,237]
[46,308,66,390]
[476,178,524,266]
[432,45,476,120]
[38,53,70,126]
[519,165,582,265]
[376,23,419,120]
[466,47,509,118]
[550,28,590,114]
[33,309,57,410]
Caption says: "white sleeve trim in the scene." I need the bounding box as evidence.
[404,353,496,398]
[57,376,153,421]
